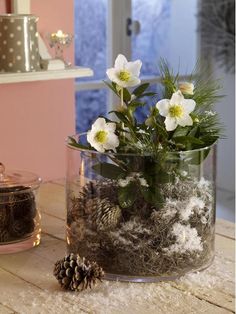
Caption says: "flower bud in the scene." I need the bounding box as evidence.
[145,117,154,127]
[178,82,194,95]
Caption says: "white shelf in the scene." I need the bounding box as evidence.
[0,66,94,84]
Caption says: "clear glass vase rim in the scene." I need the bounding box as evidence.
[67,133,217,157]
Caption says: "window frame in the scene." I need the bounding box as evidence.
[74,0,169,110]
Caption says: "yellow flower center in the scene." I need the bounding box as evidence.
[119,70,131,82]
[95,130,107,144]
[169,105,184,118]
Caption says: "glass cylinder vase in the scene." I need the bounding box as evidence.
[66,134,216,282]
[0,164,42,254]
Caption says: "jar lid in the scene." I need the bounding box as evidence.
[0,162,41,189]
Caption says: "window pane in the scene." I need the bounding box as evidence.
[74,0,107,81]
[74,0,108,134]
[132,0,198,74]
[76,89,107,133]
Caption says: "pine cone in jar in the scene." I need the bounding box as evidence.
[9,217,35,238]
[0,206,9,228]
[0,229,10,243]
[8,187,37,220]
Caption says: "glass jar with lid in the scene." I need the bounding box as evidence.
[0,163,41,253]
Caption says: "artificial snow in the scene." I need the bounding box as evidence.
[179,196,205,221]
[109,219,152,246]
[197,177,211,189]
[166,223,203,254]
[162,200,178,219]
[3,252,232,314]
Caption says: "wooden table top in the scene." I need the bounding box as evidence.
[0,181,235,314]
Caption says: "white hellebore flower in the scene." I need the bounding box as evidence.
[178,82,194,95]
[106,54,142,88]
[87,118,119,153]
[156,90,196,131]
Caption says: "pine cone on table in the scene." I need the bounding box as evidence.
[53,253,104,292]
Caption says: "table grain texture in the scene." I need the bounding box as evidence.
[0,181,235,314]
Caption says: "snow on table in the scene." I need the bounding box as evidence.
[0,181,234,314]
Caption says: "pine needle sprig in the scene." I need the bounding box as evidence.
[191,63,224,111]
[198,112,224,142]
[159,58,179,98]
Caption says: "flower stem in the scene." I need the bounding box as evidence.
[121,88,124,108]
[120,87,125,137]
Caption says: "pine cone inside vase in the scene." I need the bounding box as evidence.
[68,219,86,242]
[90,198,122,231]
[53,253,104,292]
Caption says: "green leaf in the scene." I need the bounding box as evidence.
[128,102,146,113]
[154,121,169,139]
[68,137,91,151]
[145,162,175,184]
[188,126,199,137]
[156,171,175,184]
[103,81,119,97]
[118,182,137,208]
[200,135,218,147]
[172,127,190,138]
[185,149,211,165]
[144,162,160,176]
[123,88,131,102]
[92,163,126,180]
[109,111,134,129]
[140,186,164,208]
[173,136,204,145]
[133,83,150,97]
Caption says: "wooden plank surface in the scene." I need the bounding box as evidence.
[216,219,235,240]
[0,303,14,314]
[0,182,234,314]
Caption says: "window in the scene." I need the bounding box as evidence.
[75,0,198,133]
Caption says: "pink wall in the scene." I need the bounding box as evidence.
[0,0,75,181]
